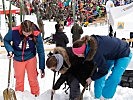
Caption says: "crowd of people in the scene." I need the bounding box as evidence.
[9,0,133,28]
[10,0,107,27]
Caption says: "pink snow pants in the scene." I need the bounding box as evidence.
[13,57,39,95]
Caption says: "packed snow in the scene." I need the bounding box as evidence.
[0,20,133,100]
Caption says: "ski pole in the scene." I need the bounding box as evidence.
[51,71,56,100]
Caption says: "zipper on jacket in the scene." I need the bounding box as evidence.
[22,38,26,61]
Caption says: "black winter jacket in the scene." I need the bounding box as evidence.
[53,32,69,47]
[53,47,95,90]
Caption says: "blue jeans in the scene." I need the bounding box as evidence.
[94,52,132,99]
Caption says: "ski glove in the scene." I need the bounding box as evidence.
[40,69,45,78]
[51,89,55,94]
[7,51,14,59]
[86,77,92,85]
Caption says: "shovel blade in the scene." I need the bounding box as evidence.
[3,88,17,100]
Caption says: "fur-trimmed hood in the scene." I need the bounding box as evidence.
[83,35,98,61]
[53,47,71,74]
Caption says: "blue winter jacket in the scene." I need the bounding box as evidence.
[4,26,45,70]
[85,35,130,80]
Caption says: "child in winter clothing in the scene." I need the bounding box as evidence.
[46,47,82,100]
[53,23,69,47]
[72,35,132,99]
[4,20,45,96]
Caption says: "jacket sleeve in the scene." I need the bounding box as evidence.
[36,33,45,70]
[71,26,74,34]
[91,67,108,81]
[91,51,109,80]
[79,27,83,34]
[64,34,69,44]
[4,30,14,53]
[53,73,68,90]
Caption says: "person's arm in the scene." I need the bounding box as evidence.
[79,27,83,34]
[53,73,68,90]
[36,33,45,78]
[71,26,74,34]
[4,30,14,53]
[64,34,69,44]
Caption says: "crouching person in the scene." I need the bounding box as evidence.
[72,35,132,100]
[46,47,82,100]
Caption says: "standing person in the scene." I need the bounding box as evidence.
[108,25,113,37]
[37,18,45,40]
[4,20,45,96]
[71,22,83,43]
[66,15,73,27]
[72,35,132,100]
[46,47,83,100]
[129,32,133,48]
[105,0,114,18]
[53,23,69,47]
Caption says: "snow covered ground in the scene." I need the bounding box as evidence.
[0,20,133,100]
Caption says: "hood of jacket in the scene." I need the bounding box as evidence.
[12,25,40,36]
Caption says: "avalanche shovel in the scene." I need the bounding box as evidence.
[3,59,17,100]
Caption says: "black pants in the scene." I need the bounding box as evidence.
[69,78,80,100]
[129,32,133,47]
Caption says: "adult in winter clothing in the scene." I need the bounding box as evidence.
[37,18,45,39]
[53,24,69,47]
[72,35,132,100]
[129,32,133,47]
[46,47,83,100]
[4,20,45,96]
[71,22,83,43]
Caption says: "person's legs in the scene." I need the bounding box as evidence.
[26,57,39,95]
[94,76,106,98]
[129,42,131,47]
[13,60,26,92]
[94,60,114,99]
[69,78,80,100]
[102,52,132,98]
[132,42,133,47]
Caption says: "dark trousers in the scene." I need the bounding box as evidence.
[0,33,3,42]
[69,78,80,100]
[129,32,133,47]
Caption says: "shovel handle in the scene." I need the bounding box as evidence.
[51,72,56,100]
[51,92,54,100]
[7,59,12,88]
